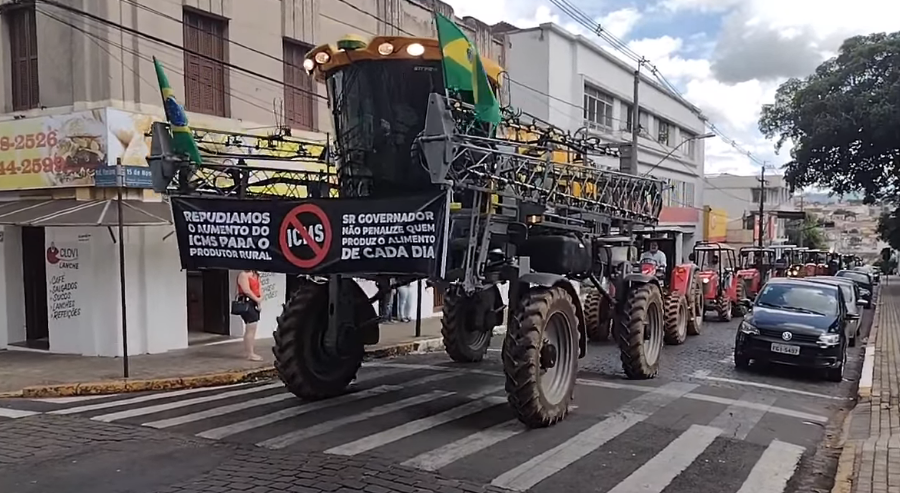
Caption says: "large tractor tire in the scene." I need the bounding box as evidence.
[273,279,373,400]
[716,295,733,322]
[583,288,611,342]
[663,293,688,345]
[441,289,497,363]
[502,285,579,428]
[617,283,665,379]
[687,275,704,336]
[731,282,748,318]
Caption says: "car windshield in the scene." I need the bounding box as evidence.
[836,270,870,284]
[755,283,839,316]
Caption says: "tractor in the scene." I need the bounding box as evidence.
[149,31,668,428]
[769,244,797,278]
[803,249,829,276]
[582,236,635,344]
[693,242,745,321]
[736,246,774,299]
[636,234,702,343]
[788,247,809,277]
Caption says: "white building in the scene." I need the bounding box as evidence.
[704,173,796,246]
[501,23,708,262]
[0,1,503,356]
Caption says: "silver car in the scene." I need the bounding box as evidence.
[808,276,866,345]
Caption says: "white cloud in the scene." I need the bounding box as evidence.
[598,8,642,39]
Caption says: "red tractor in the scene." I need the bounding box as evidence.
[769,244,797,278]
[736,246,774,299]
[637,236,702,344]
[692,242,745,321]
[803,249,829,276]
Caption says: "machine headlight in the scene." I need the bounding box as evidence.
[302,58,315,71]
[406,43,425,56]
[314,52,330,64]
[702,277,709,283]
[817,333,841,346]
[377,42,394,55]
[739,321,759,335]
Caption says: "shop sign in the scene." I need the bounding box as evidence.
[170,192,448,277]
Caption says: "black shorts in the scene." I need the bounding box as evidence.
[240,304,261,324]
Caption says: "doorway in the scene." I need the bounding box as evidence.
[186,269,229,345]
[19,226,49,349]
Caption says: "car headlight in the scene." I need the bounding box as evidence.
[817,333,841,345]
[739,321,759,335]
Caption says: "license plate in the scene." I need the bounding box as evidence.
[771,343,800,355]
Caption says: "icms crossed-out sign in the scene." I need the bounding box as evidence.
[170,192,448,277]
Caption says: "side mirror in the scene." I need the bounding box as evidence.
[740,298,753,309]
[857,299,869,307]
[847,312,861,320]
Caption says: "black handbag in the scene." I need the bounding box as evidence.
[230,295,251,315]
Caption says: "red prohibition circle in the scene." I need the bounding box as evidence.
[279,203,332,269]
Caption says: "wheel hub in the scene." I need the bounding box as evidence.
[540,340,558,370]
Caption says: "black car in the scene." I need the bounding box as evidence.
[806,276,865,345]
[835,269,874,304]
[733,278,859,382]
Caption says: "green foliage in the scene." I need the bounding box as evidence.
[877,208,900,251]
[786,213,828,250]
[758,32,900,202]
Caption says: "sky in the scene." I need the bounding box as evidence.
[442,0,900,177]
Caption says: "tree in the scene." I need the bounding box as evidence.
[786,213,828,249]
[877,207,900,250]
[758,32,900,202]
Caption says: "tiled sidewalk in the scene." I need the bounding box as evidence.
[839,280,900,493]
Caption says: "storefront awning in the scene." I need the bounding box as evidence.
[0,199,172,227]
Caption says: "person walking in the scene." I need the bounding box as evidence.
[397,282,414,323]
[236,269,263,361]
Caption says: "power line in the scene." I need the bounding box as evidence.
[35,0,326,101]
[547,0,769,167]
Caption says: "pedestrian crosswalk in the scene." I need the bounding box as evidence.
[0,362,828,493]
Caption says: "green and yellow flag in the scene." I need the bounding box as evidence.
[153,57,202,165]
[434,13,501,125]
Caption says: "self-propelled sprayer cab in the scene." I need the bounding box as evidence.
[303,35,503,199]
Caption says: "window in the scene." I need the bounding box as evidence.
[7,5,39,111]
[682,131,696,158]
[639,111,649,136]
[283,40,316,131]
[657,120,670,146]
[583,85,613,130]
[684,182,695,207]
[621,102,632,132]
[183,9,228,117]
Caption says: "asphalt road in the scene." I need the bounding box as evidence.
[0,303,872,493]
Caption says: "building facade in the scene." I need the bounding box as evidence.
[501,23,708,262]
[703,173,795,247]
[0,0,503,355]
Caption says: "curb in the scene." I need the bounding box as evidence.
[858,292,881,400]
[17,367,279,398]
[831,411,857,493]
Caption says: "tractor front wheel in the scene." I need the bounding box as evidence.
[617,283,664,379]
[502,286,579,428]
[273,279,372,400]
[442,288,497,363]
[583,288,611,342]
[732,283,748,318]
[687,275,704,336]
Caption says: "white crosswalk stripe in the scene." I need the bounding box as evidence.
[1,364,818,493]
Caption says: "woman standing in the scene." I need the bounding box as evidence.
[236,269,263,361]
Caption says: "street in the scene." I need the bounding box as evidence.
[0,313,869,493]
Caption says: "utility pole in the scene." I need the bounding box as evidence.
[798,194,804,248]
[757,165,766,249]
[629,62,641,175]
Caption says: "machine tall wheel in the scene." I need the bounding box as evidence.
[717,295,733,322]
[272,279,371,400]
[617,283,665,379]
[663,293,688,345]
[687,275,704,336]
[583,288,611,342]
[732,283,748,318]
[441,290,494,363]
[502,286,579,428]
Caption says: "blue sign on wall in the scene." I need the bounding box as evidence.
[94,166,154,188]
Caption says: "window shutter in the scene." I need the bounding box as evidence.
[283,40,316,131]
[183,10,228,117]
[8,6,39,111]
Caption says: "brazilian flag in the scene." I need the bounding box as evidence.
[153,57,203,165]
[434,13,501,125]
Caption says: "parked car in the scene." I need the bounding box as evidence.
[853,265,881,284]
[734,278,859,382]
[835,269,874,304]
[807,276,865,345]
